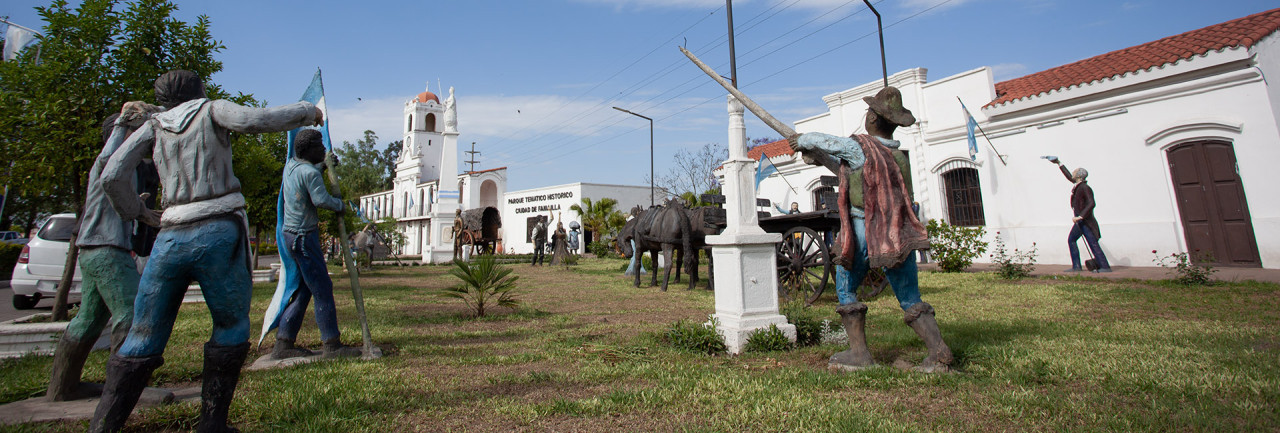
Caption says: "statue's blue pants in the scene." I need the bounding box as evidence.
[277,230,341,342]
[1068,224,1110,270]
[119,218,250,357]
[834,217,923,311]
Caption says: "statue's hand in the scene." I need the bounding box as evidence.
[786,133,803,152]
[313,107,325,126]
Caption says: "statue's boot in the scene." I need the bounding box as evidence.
[198,342,249,433]
[89,354,164,433]
[904,302,954,373]
[322,338,362,359]
[270,338,314,360]
[828,303,875,371]
[47,333,98,401]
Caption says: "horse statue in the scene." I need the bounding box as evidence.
[350,224,382,271]
[618,199,696,291]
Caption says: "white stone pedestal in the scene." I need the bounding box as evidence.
[707,95,796,354]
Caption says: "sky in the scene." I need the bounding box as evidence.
[4,0,1278,193]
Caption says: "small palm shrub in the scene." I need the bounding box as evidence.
[743,324,793,352]
[665,317,726,355]
[442,255,521,317]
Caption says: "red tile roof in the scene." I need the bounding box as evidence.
[746,140,794,160]
[987,7,1280,108]
[466,166,507,175]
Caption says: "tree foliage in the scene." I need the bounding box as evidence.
[0,0,226,319]
[334,130,397,199]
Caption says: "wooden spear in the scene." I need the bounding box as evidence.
[323,152,379,359]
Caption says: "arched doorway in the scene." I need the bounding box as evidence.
[480,180,498,209]
[1167,140,1260,267]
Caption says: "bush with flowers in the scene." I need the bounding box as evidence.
[1151,249,1217,286]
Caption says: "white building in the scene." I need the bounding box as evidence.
[502,183,656,254]
[357,87,509,264]
[752,8,1280,269]
[357,86,655,261]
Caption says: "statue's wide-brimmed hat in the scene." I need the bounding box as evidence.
[863,86,916,127]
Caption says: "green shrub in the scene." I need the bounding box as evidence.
[991,232,1037,280]
[0,242,22,280]
[442,255,521,317]
[1152,250,1217,286]
[588,241,615,258]
[780,300,832,347]
[926,219,988,272]
[665,317,726,355]
[256,243,278,256]
[743,324,793,352]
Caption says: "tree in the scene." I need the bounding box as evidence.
[652,142,726,201]
[381,140,401,190]
[334,130,390,199]
[0,0,225,320]
[569,197,626,244]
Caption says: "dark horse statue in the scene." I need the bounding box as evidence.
[619,200,696,291]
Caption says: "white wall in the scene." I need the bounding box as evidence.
[778,48,1280,268]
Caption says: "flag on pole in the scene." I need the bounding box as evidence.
[754,153,779,190]
[259,69,333,345]
[2,21,41,61]
[960,100,979,161]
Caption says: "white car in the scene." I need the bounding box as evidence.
[11,213,81,310]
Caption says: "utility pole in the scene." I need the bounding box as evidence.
[464,141,481,173]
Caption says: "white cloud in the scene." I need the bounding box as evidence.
[327,96,407,147]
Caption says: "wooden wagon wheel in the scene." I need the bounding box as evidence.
[857,267,891,301]
[776,227,831,305]
[459,231,476,253]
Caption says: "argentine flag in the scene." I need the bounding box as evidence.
[259,69,333,345]
[960,100,979,161]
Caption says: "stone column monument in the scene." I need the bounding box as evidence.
[705,95,796,354]
[427,87,461,263]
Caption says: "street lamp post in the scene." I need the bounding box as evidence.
[612,106,654,207]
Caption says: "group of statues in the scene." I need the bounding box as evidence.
[530,212,577,267]
[42,70,361,432]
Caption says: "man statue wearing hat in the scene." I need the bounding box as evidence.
[787,86,953,373]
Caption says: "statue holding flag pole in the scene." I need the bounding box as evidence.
[260,69,379,361]
[92,70,326,433]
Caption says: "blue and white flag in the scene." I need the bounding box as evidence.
[2,21,41,62]
[259,69,333,345]
[960,100,979,161]
[754,153,779,190]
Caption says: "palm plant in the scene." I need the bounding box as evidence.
[570,197,626,243]
[442,255,520,317]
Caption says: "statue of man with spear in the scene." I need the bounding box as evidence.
[681,47,953,373]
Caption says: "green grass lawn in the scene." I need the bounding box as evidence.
[2,258,1277,432]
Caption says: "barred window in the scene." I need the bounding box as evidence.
[942,167,985,226]
[812,186,836,211]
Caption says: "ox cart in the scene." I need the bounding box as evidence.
[702,178,890,305]
[457,207,502,255]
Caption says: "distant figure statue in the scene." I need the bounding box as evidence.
[1049,157,1111,273]
[530,214,548,266]
[452,208,465,261]
[444,86,457,132]
[550,221,570,268]
[568,221,581,255]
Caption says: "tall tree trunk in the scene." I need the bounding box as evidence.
[52,236,79,321]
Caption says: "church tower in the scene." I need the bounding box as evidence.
[398,87,446,186]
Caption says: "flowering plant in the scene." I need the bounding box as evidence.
[991,232,1037,280]
[1151,250,1216,286]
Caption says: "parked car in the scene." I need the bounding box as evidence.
[0,231,22,242]
[10,213,81,309]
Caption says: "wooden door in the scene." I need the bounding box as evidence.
[1167,140,1260,267]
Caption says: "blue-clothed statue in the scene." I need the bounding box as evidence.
[270,129,361,360]
[568,221,581,254]
[788,86,953,373]
[91,70,324,433]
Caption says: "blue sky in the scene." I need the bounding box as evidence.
[5,0,1277,191]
